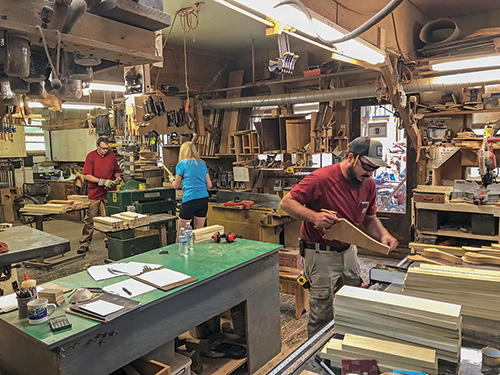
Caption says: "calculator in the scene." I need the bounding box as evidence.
[49,316,72,332]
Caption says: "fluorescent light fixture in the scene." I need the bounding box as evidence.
[217,0,385,65]
[430,55,500,71]
[89,82,126,92]
[213,0,273,26]
[27,102,45,108]
[62,103,106,110]
[432,68,500,85]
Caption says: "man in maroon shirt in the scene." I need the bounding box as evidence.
[78,136,122,254]
[281,136,398,337]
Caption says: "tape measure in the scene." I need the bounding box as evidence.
[296,275,310,289]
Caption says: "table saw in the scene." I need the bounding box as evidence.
[0,226,70,295]
[206,191,292,244]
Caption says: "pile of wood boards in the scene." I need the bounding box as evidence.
[334,286,462,362]
[192,225,224,242]
[320,333,438,374]
[48,199,89,210]
[111,212,149,229]
[403,264,500,321]
[409,242,500,266]
[93,217,125,232]
[67,195,90,207]
[20,203,67,214]
[38,288,65,306]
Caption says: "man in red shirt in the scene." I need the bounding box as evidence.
[78,136,122,254]
[280,136,398,337]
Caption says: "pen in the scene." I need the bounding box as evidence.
[314,355,337,375]
[122,287,132,296]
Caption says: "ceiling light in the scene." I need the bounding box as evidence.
[89,82,126,92]
[430,55,500,71]
[218,0,385,65]
[432,68,500,85]
[213,0,273,26]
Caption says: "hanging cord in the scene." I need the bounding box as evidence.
[36,26,61,79]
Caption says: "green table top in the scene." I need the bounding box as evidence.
[1,239,280,349]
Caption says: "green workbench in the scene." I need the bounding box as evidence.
[0,239,281,375]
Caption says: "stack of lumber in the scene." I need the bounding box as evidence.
[20,203,67,214]
[403,264,500,321]
[320,334,438,374]
[192,225,224,243]
[93,217,125,231]
[111,212,149,228]
[334,286,462,362]
[38,288,65,306]
[67,195,90,207]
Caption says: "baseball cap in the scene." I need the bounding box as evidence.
[348,137,389,168]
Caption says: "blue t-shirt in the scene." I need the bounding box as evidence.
[176,159,209,203]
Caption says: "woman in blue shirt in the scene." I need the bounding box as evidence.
[172,141,212,238]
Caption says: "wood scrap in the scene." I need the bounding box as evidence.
[463,252,500,265]
[491,243,500,250]
[20,203,67,214]
[93,216,124,231]
[323,219,389,255]
[407,254,446,266]
[423,248,463,264]
[192,225,224,243]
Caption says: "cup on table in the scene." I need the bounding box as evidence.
[17,295,36,319]
[27,298,56,325]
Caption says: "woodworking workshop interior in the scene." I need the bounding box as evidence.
[4,1,500,375]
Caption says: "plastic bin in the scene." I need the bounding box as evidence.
[169,353,192,375]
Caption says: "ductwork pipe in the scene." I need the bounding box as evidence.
[202,75,500,110]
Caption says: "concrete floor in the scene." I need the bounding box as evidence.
[13,219,402,375]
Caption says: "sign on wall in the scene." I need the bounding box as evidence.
[368,122,387,138]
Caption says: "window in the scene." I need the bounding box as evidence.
[25,119,46,152]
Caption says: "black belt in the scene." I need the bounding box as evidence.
[300,240,350,253]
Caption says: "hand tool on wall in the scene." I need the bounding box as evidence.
[167,110,176,126]
[176,108,187,127]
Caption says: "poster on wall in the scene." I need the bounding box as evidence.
[368,122,387,138]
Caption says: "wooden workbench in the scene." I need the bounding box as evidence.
[0,239,281,375]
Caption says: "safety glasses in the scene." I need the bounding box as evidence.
[354,155,379,172]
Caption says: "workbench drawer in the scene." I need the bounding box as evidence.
[414,193,446,204]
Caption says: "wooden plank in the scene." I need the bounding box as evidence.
[409,242,465,256]
[463,252,500,265]
[219,71,244,154]
[335,286,462,321]
[192,225,224,243]
[322,219,389,255]
[407,254,446,265]
[423,249,463,264]
[342,334,437,369]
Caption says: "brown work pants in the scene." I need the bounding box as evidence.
[80,199,107,248]
[302,245,363,338]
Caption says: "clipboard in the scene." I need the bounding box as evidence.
[131,266,197,291]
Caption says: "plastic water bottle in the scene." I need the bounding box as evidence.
[178,227,188,257]
[185,223,194,251]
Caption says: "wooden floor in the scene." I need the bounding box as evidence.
[253,254,401,375]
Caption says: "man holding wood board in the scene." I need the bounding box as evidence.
[78,136,122,254]
[280,136,398,336]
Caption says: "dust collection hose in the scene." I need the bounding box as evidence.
[273,0,405,45]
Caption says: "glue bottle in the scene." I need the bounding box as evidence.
[21,273,36,289]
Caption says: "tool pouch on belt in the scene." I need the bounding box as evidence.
[299,240,305,257]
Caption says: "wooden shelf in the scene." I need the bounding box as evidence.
[420,108,500,118]
[415,201,500,217]
[418,229,498,241]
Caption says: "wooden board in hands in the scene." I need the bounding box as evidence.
[322,219,389,255]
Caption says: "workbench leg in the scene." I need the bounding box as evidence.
[158,224,167,247]
[35,217,44,231]
[245,262,281,374]
[295,287,309,320]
